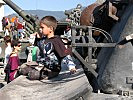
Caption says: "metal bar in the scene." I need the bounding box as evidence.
[126,77,133,84]
[72,26,90,30]
[88,27,92,70]
[72,49,98,77]
[72,27,76,44]
[72,43,116,47]
[71,26,116,78]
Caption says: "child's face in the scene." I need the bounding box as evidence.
[14,43,21,52]
[40,23,51,36]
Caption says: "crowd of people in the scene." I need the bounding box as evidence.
[1,15,77,84]
[2,15,26,40]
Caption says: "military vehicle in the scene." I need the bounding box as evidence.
[0,0,133,99]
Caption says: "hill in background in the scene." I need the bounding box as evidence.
[26,10,67,20]
[9,5,86,21]
[10,10,67,21]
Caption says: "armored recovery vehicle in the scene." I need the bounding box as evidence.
[0,0,133,99]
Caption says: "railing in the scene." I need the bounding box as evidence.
[71,26,116,77]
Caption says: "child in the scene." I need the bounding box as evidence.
[2,36,12,75]
[5,40,21,83]
[38,16,76,78]
[26,16,76,80]
[4,36,12,66]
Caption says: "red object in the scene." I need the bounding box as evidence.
[17,22,23,29]
[9,56,19,81]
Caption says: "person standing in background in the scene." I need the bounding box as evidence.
[10,16,16,37]
[2,17,7,32]
[5,16,11,36]
[16,21,24,40]
[2,36,12,75]
[5,40,21,83]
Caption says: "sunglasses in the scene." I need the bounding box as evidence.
[17,44,22,47]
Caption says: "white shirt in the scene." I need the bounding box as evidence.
[0,47,2,55]
[4,45,12,66]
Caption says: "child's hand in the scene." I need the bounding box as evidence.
[118,45,125,49]
[69,68,76,74]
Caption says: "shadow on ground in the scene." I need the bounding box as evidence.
[0,83,5,89]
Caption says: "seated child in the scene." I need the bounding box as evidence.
[20,16,76,80]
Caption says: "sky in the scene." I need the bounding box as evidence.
[4,0,96,16]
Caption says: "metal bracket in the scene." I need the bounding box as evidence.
[118,90,133,96]
[126,77,133,84]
